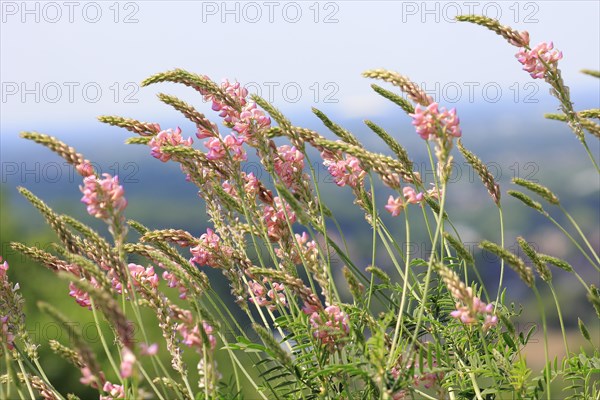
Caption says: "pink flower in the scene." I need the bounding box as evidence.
[516,41,563,79]
[223,134,246,161]
[196,121,220,139]
[301,302,320,316]
[440,108,461,138]
[307,305,350,351]
[0,257,8,278]
[508,30,530,47]
[204,137,225,160]
[278,232,318,264]
[79,367,98,387]
[410,102,461,140]
[140,343,159,356]
[233,102,271,138]
[110,272,123,294]
[450,295,498,331]
[385,195,404,217]
[222,171,260,198]
[274,145,304,188]
[69,282,92,309]
[248,280,270,308]
[426,184,442,200]
[390,355,443,393]
[198,78,270,139]
[101,382,125,400]
[204,134,246,161]
[119,348,136,378]
[411,103,438,140]
[450,306,476,324]
[80,173,127,220]
[263,197,296,241]
[483,314,499,331]
[177,321,217,352]
[128,263,159,289]
[392,390,409,400]
[1,315,15,350]
[248,280,287,311]
[162,271,188,299]
[267,282,287,309]
[403,186,424,204]
[76,161,95,177]
[149,127,193,162]
[190,228,230,268]
[322,151,366,188]
[205,79,249,127]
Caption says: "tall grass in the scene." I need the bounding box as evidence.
[1,15,598,400]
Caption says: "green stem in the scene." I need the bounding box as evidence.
[545,213,600,272]
[494,206,506,311]
[532,286,552,400]
[559,205,600,265]
[15,358,35,400]
[548,283,569,356]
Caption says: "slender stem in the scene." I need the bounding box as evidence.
[408,181,448,363]
[581,140,600,173]
[494,206,506,311]
[468,371,485,400]
[387,205,412,369]
[89,299,122,381]
[559,205,600,265]
[548,283,569,356]
[545,213,600,271]
[533,286,552,400]
[137,363,166,400]
[15,358,35,400]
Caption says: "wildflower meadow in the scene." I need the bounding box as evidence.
[1,15,599,400]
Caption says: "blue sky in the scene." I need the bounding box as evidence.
[1,1,599,143]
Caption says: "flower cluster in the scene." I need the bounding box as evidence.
[120,348,136,378]
[385,186,440,217]
[76,160,95,177]
[140,342,159,356]
[80,366,103,389]
[197,79,271,141]
[210,79,248,126]
[0,315,14,351]
[68,281,94,309]
[233,102,271,139]
[322,150,366,188]
[278,232,318,265]
[305,305,350,351]
[190,228,231,268]
[0,258,15,351]
[204,135,246,161]
[176,320,217,352]
[507,30,530,48]
[100,382,125,400]
[163,270,188,299]
[0,256,8,279]
[263,197,297,241]
[247,279,287,311]
[274,145,305,189]
[149,127,193,162]
[222,172,260,199]
[80,173,127,220]
[450,292,498,331]
[390,357,443,399]
[516,41,563,79]
[410,102,461,141]
[128,263,159,289]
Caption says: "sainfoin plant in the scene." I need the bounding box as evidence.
[1,15,599,400]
